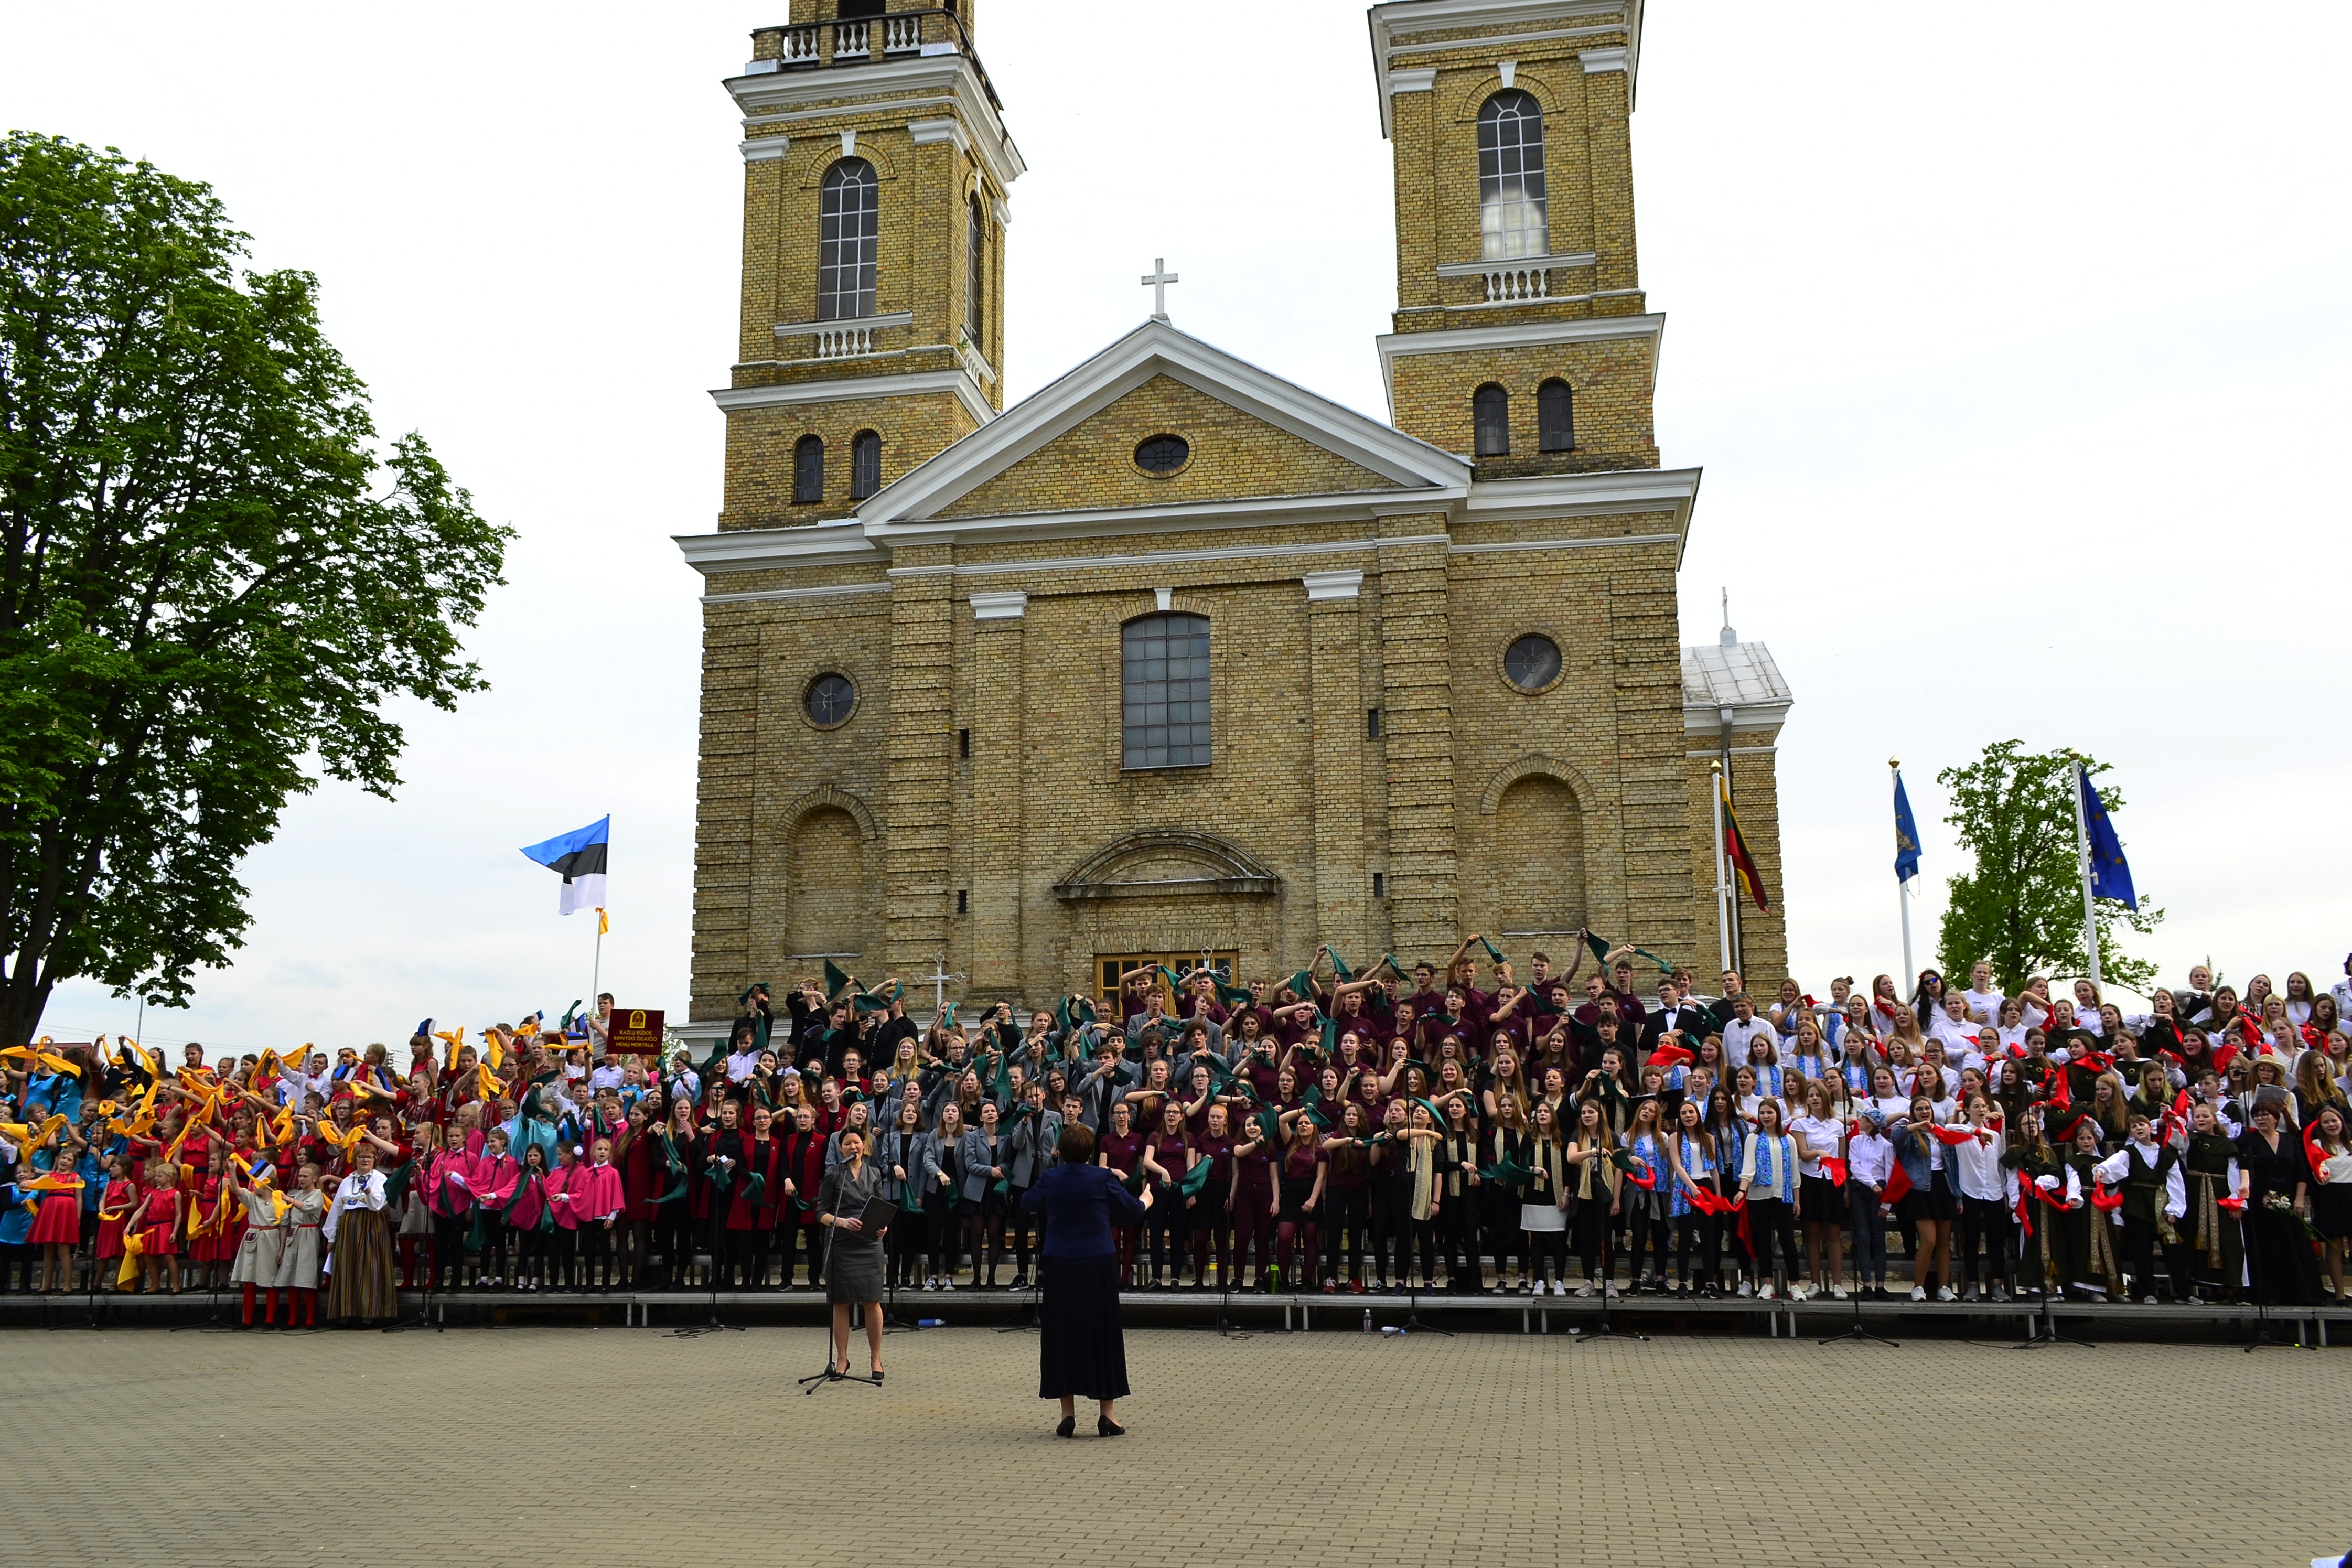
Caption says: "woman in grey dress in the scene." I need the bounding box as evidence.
[816,1127,890,1381]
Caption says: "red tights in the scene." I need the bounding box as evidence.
[241,1285,316,1326]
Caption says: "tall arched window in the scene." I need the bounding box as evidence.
[965,194,986,349]
[1121,612,1211,770]
[850,429,882,500]
[1538,379,1574,452]
[1473,383,1510,457]
[1478,91,1549,261]
[818,157,879,320]
[793,435,825,504]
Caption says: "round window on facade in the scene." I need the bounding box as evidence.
[1134,434,1190,475]
[803,672,857,727]
[1502,634,1562,693]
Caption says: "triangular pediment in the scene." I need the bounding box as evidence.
[858,320,1468,531]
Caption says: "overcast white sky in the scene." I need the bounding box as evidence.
[7,2,2347,1050]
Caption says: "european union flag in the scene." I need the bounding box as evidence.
[2077,767,2137,910]
[1892,770,1921,884]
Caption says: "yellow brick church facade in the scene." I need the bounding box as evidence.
[678,0,1791,1025]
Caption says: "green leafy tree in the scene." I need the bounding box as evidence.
[0,133,510,1044]
[1933,739,2163,995]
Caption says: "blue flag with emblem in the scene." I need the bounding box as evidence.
[1892,769,1921,885]
[2077,767,2136,910]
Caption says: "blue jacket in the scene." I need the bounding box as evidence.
[1018,1160,1145,1258]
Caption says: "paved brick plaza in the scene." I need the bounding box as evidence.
[4,1326,2334,1567]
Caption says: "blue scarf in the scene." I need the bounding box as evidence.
[1754,1132,1788,1193]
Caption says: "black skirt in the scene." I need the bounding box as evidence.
[1901,1169,1961,1223]
[1037,1251,1131,1401]
[1798,1174,1843,1223]
[2313,1184,2352,1242]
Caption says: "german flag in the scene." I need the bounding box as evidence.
[1721,783,1769,912]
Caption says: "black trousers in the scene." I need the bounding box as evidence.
[653,1204,695,1286]
[1440,1192,1477,1286]
[517,1225,550,1281]
[2121,1215,2194,1300]
[1957,1202,2012,1290]
[1628,1201,1670,1281]
[1144,1201,1183,1280]
[1674,1212,1719,1284]
[1187,1193,1229,1281]
[431,1211,469,1286]
[1370,1185,1409,1283]
[1747,1197,1797,1282]
[477,1214,509,1281]
[1573,1201,1614,1279]
[581,1221,616,1285]
[1326,1186,1369,1282]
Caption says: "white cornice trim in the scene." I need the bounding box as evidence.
[1368,0,1630,136]
[701,580,892,607]
[723,55,1027,188]
[1464,465,1699,566]
[1434,251,1596,277]
[674,520,884,576]
[1580,45,1629,72]
[1303,569,1366,602]
[861,318,1471,530]
[772,310,915,339]
[907,116,971,153]
[711,367,995,428]
[1451,531,1678,554]
[1373,312,1664,418]
[967,589,1028,620]
[740,136,790,163]
[1388,67,1437,96]
[867,488,1468,551]
[1682,704,1790,735]
[1386,22,1620,58]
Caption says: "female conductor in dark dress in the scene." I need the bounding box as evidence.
[817,1126,888,1381]
[1020,1121,1150,1436]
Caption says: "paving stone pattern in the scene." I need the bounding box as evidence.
[3,1326,2334,1567]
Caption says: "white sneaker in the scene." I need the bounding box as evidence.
[1576,1281,1596,1298]
[1935,1285,1957,1302]
[1603,1282,1620,1299]
[1831,1287,1849,1301]
[1758,1283,1776,1301]
[1909,1286,1927,1301]
[1735,1280,1752,1298]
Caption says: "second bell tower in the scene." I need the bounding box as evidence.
[716,3,1024,530]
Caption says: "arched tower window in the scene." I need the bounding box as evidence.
[793,435,825,504]
[818,157,879,320]
[1121,612,1211,770]
[1473,383,1510,457]
[966,194,986,349]
[1538,379,1574,452]
[1478,91,1549,261]
[850,429,882,500]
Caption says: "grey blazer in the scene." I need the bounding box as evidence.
[957,1127,1004,1202]
[906,1130,953,1212]
[873,1127,931,1206]
[1003,1110,1062,1188]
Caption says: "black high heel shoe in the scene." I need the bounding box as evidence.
[1097,1415,1125,1437]
[1055,1415,1077,1439]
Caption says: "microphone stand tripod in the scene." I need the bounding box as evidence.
[2013,1202,2091,1349]
[1394,1214,1454,1338]
[1817,1229,1896,1348]
[673,1206,743,1338]
[48,1232,104,1332]
[1180,1205,1250,1340]
[1575,1205,1643,1345]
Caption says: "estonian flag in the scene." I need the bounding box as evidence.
[2077,767,2137,910]
[1892,769,1921,885]
[520,815,609,915]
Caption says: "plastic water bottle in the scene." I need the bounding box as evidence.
[1380,1324,1404,1336]
[917,1317,944,1328]
[1362,1308,1373,1333]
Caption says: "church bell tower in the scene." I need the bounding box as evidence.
[716,2,1023,530]
[1371,1,1659,477]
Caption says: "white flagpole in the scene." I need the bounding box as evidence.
[2071,766,2102,988]
[1892,758,1913,987]
[590,914,604,1014]
[1710,761,1731,972]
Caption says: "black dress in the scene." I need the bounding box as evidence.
[2235,1129,2320,1305]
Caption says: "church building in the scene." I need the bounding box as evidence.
[676,0,1792,1026]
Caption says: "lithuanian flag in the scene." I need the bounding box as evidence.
[1721,783,1769,912]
